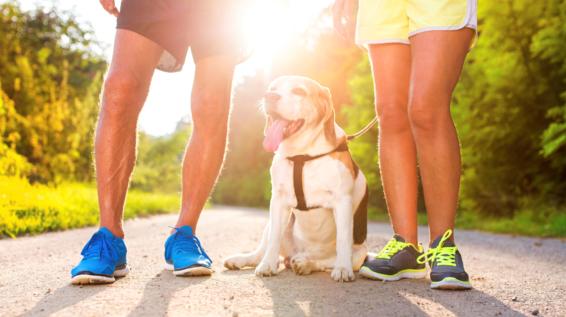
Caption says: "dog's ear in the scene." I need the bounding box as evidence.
[319,86,336,145]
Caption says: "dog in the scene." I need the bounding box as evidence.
[223,76,368,282]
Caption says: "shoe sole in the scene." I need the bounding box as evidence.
[359,266,427,281]
[164,263,213,276]
[431,277,472,290]
[71,266,129,285]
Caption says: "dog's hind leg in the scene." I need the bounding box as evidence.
[223,224,269,270]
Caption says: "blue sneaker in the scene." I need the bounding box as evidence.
[164,226,213,276]
[71,227,129,285]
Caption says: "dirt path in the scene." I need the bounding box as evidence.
[1,207,565,317]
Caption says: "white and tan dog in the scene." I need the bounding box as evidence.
[223,76,368,282]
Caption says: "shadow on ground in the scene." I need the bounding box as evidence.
[23,281,107,317]
[127,270,210,316]
[21,271,210,317]
[222,268,525,317]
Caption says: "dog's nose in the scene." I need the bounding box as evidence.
[264,92,281,103]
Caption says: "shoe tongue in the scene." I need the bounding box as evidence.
[393,234,406,242]
[175,225,194,237]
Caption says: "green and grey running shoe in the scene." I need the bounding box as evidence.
[360,235,427,281]
[417,229,472,290]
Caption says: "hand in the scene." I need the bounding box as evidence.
[99,0,119,17]
[332,0,358,43]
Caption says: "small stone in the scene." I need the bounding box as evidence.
[232,312,239,317]
[155,273,161,277]
[512,296,518,302]
[533,241,543,247]
[531,309,539,316]
[229,295,234,300]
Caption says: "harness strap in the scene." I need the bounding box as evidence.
[292,159,309,211]
[287,142,350,211]
[286,141,368,243]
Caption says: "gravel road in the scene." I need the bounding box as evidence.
[1,207,565,317]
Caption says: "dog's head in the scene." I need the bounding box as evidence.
[262,76,336,153]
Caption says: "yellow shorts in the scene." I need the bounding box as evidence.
[356,0,477,45]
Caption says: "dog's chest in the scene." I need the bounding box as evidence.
[271,157,349,208]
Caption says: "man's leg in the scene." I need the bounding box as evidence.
[368,44,418,245]
[174,55,237,231]
[96,29,163,237]
[408,29,474,241]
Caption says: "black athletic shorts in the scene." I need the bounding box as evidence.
[117,0,249,72]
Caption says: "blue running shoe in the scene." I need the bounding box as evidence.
[164,226,213,276]
[71,227,128,285]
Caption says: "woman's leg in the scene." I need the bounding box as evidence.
[368,44,418,245]
[408,29,474,241]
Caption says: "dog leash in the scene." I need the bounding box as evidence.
[346,117,378,141]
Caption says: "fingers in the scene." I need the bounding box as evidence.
[99,0,119,17]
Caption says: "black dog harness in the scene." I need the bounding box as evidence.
[287,142,368,244]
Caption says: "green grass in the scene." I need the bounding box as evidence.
[0,177,180,238]
[368,207,566,238]
[455,209,566,238]
[2,176,565,238]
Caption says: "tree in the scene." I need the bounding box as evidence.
[0,2,106,183]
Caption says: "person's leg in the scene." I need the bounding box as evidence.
[174,55,237,231]
[408,29,474,241]
[368,44,418,245]
[96,29,163,237]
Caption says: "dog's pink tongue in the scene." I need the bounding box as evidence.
[263,119,289,152]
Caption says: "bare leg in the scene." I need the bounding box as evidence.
[368,44,418,245]
[96,30,163,237]
[174,55,237,231]
[408,29,474,242]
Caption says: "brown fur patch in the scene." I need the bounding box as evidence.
[330,149,357,178]
[317,86,337,146]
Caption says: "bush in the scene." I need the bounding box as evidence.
[0,177,180,238]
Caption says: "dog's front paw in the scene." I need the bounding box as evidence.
[291,255,313,275]
[223,254,251,270]
[255,261,279,277]
[331,266,355,282]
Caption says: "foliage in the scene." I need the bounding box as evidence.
[0,2,106,183]
[454,0,566,215]
[341,57,385,217]
[130,122,191,193]
[342,0,566,222]
[0,176,180,238]
[212,73,273,206]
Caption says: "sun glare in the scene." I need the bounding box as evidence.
[241,0,333,71]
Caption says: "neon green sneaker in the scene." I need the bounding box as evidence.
[417,229,472,290]
[359,235,427,281]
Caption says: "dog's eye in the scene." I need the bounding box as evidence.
[291,87,308,97]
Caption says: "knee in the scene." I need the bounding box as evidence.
[101,71,145,122]
[191,90,230,133]
[409,90,451,134]
[376,100,411,134]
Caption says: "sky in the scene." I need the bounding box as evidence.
[22,0,332,136]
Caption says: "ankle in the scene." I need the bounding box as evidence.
[100,225,124,238]
[396,233,418,246]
